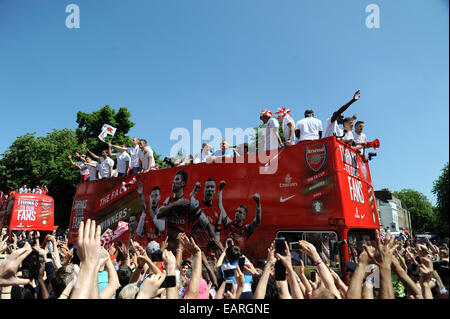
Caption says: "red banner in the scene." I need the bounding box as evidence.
[8,194,54,231]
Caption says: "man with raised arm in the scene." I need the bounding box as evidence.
[85,148,114,179]
[108,143,131,177]
[218,181,262,252]
[324,90,361,138]
[110,137,141,175]
[189,178,224,253]
[136,182,165,244]
[157,170,200,251]
[67,154,90,182]
[295,109,323,142]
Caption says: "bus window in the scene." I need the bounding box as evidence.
[347,229,376,263]
[276,231,305,266]
[303,231,341,270]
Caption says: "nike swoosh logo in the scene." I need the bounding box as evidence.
[361,214,365,219]
[280,195,296,203]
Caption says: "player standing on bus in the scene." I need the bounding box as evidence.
[275,107,296,146]
[217,181,262,251]
[324,90,360,138]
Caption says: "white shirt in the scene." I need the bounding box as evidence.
[324,118,343,138]
[138,147,155,170]
[262,117,280,151]
[199,149,212,163]
[87,161,98,180]
[19,187,27,193]
[77,161,89,175]
[127,145,140,168]
[341,130,354,142]
[295,117,323,142]
[353,132,367,143]
[282,115,296,145]
[33,189,42,194]
[114,152,131,174]
[98,157,114,179]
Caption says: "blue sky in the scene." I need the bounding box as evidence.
[0,0,448,204]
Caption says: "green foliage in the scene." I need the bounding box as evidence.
[0,129,85,227]
[393,189,437,234]
[432,162,449,236]
[76,105,135,155]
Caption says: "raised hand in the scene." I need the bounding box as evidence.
[219,180,226,190]
[353,90,360,101]
[0,243,33,287]
[136,273,166,299]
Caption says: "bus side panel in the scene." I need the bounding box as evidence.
[9,194,54,232]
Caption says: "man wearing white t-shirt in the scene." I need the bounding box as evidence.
[111,137,141,175]
[324,90,360,138]
[275,107,296,146]
[295,109,323,142]
[19,185,27,193]
[83,156,98,181]
[108,143,131,177]
[68,154,90,182]
[353,120,368,155]
[138,139,156,173]
[86,148,114,179]
[259,109,283,151]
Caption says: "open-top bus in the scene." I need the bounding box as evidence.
[67,136,380,282]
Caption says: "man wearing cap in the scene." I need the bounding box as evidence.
[259,109,283,151]
[324,90,360,138]
[295,109,323,142]
[275,107,296,146]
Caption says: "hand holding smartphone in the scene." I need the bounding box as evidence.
[274,238,287,281]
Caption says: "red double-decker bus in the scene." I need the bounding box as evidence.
[67,136,380,282]
[0,193,55,233]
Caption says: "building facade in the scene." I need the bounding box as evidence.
[375,189,412,234]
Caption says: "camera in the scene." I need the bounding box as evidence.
[163,157,175,168]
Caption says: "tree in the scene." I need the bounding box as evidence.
[76,105,135,155]
[0,129,86,228]
[393,189,437,234]
[432,162,449,236]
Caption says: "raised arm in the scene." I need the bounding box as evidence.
[85,148,100,161]
[181,235,202,299]
[330,90,360,123]
[245,194,262,238]
[99,248,120,299]
[253,242,276,299]
[68,154,81,169]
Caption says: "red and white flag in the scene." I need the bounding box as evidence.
[111,221,129,241]
[98,124,117,143]
[100,228,114,246]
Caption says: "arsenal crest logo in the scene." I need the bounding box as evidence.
[305,144,327,172]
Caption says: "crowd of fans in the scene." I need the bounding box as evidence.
[0,224,447,300]
[67,90,369,182]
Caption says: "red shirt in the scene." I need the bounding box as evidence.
[190,200,221,250]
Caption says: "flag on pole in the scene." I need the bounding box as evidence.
[98,124,117,143]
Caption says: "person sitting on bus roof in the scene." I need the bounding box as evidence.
[86,148,114,179]
[324,90,360,138]
[295,108,323,142]
[67,154,90,183]
[207,140,235,163]
[138,139,157,173]
[275,107,296,146]
[199,142,212,163]
[18,185,27,193]
[259,109,283,150]
[33,186,42,194]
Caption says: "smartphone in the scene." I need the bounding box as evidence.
[275,238,286,256]
[160,275,176,288]
[227,238,233,246]
[225,280,233,293]
[415,256,421,264]
[238,256,246,271]
[210,253,215,260]
[310,270,316,282]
